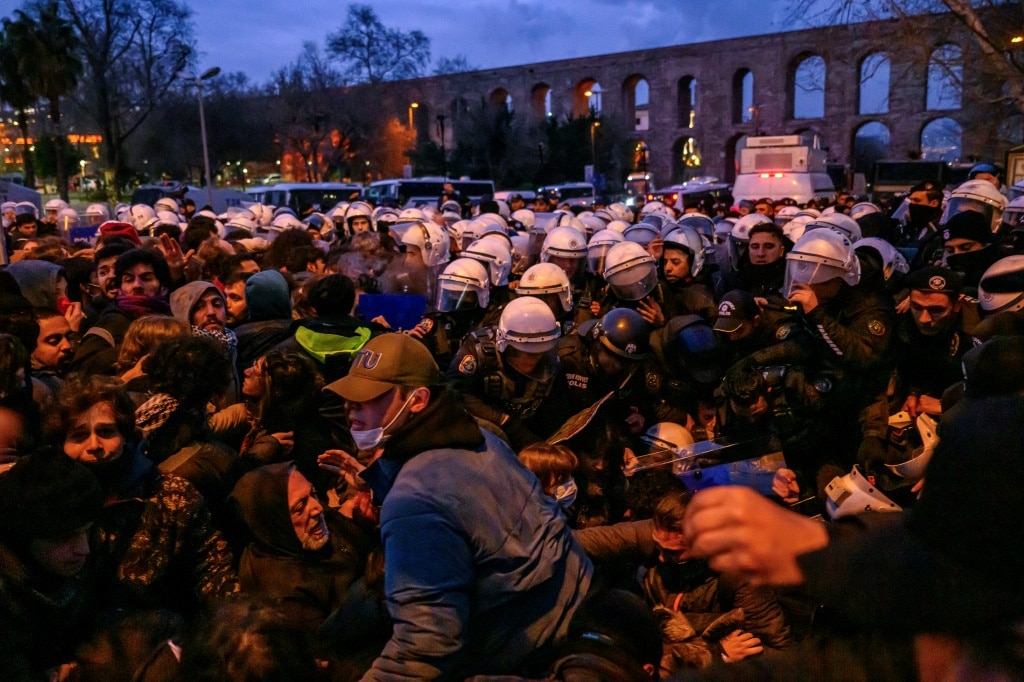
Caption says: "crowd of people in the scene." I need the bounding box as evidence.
[0,167,1023,681]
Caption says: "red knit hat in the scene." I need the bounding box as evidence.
[98,220,141,245]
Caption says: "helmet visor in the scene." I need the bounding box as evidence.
[1002,207,1024,230]
[587,244,614,275]
[436,279,486,312]
[941,199,997,227]
[606,262,658,301]
[784,259,845,297]
[503,344,559,381]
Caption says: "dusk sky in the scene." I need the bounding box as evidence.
[185,0,791,84]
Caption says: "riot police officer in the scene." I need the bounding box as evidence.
[447,297,563,450]
[409,257,491,367]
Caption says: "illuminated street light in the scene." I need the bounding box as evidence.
[1012,35,1024,43]
[408,102,419,131]
[178,66,221,207]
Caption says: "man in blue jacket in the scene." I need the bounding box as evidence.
[324,333,593,680]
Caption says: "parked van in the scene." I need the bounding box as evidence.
[260,183,363,212]
[648,179,731,213]
[731,135,834,205]
[131,182,252,214]
[536,182,596,208]
[366,177,495,208]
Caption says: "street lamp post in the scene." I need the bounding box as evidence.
[590,120,600,171]
[179,66,221,208]
[408,102,419,132]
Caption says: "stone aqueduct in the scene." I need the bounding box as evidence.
[365,10,1020,188]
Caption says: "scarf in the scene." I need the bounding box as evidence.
[192,325,238,354]
[116,292,171,318]
[135,393,180,437]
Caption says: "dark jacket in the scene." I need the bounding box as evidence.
[90,445,237,614]
[229,462,375,631]
[361,386,593,680]
[0,540,100,681]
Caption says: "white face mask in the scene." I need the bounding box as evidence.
[350,391,416,452]
[553,477,578,509]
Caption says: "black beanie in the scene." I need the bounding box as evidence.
[0,450,103,540]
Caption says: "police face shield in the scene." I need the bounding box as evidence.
[587,243,615,276]
[941,200,997,230]
[502,340,559,382]
[1001,207,1024,231]
[783,258,845,298]
[435,279,486,313]
[606,260,658,301]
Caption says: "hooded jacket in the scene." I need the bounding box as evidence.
[6,259,65,309]
[228,462,374,631]
[361,386,593,680]
[234,270,294,369]
[169,280,240,404]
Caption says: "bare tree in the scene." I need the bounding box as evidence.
[267,42,347,182]
[434,55,477,76]
[326,4,430,83]
[788,0,1024,113]
[57,0,195,196]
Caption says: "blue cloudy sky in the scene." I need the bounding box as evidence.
[186,0,791,83]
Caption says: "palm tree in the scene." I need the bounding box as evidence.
[0,23,37,189]
[6,4,83,201]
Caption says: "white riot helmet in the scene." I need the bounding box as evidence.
[225,214,258,235]
[399,207,427,223]
[510,234,531,276]
[552,210,584,232]
[270,213,304,231]
[374,207,401,231]
[663,226,707,278]
[773,205,800,227]
[606,219,630,234]
[729,213,773,267]
[44,198,68,218]
[1001,195,1024,232]
[56,207,79,229]
[511,208,536,231]
[603,241,658,301]
[849,202,881,221]
[639,422,696,476]
[609,202,634,222]
[156,210,183,227]
[623,222,659,246]
[782,215,814,243]
[855,237,909,282]
[807,213,862,242]
[129,204,158,234]
[587,229,624,275]
[436,258,490,312]
[85,203,111,226]
[394,220,450,268]
[493,294,561,376]
[517,262,573,314]
[978,255,1024,315]
[448,220,471,249]
[794,208,820,220]
[154,197,179,214]
[578,214,605,239]
[825,466,901,520]
[541,225,587,264]
[640,200,671,217]
[463,217,494,250]
[345,202,375,234]
[421,205,441,226]
[439,199,462,216]
[593,207,618,224]
[248,203,275,227]
[641,422,695,457]
[494,199,511,220]
[676,214,716,243]
[784,228,861,296]
[941,178,1007,232]
[463,237,512,287]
